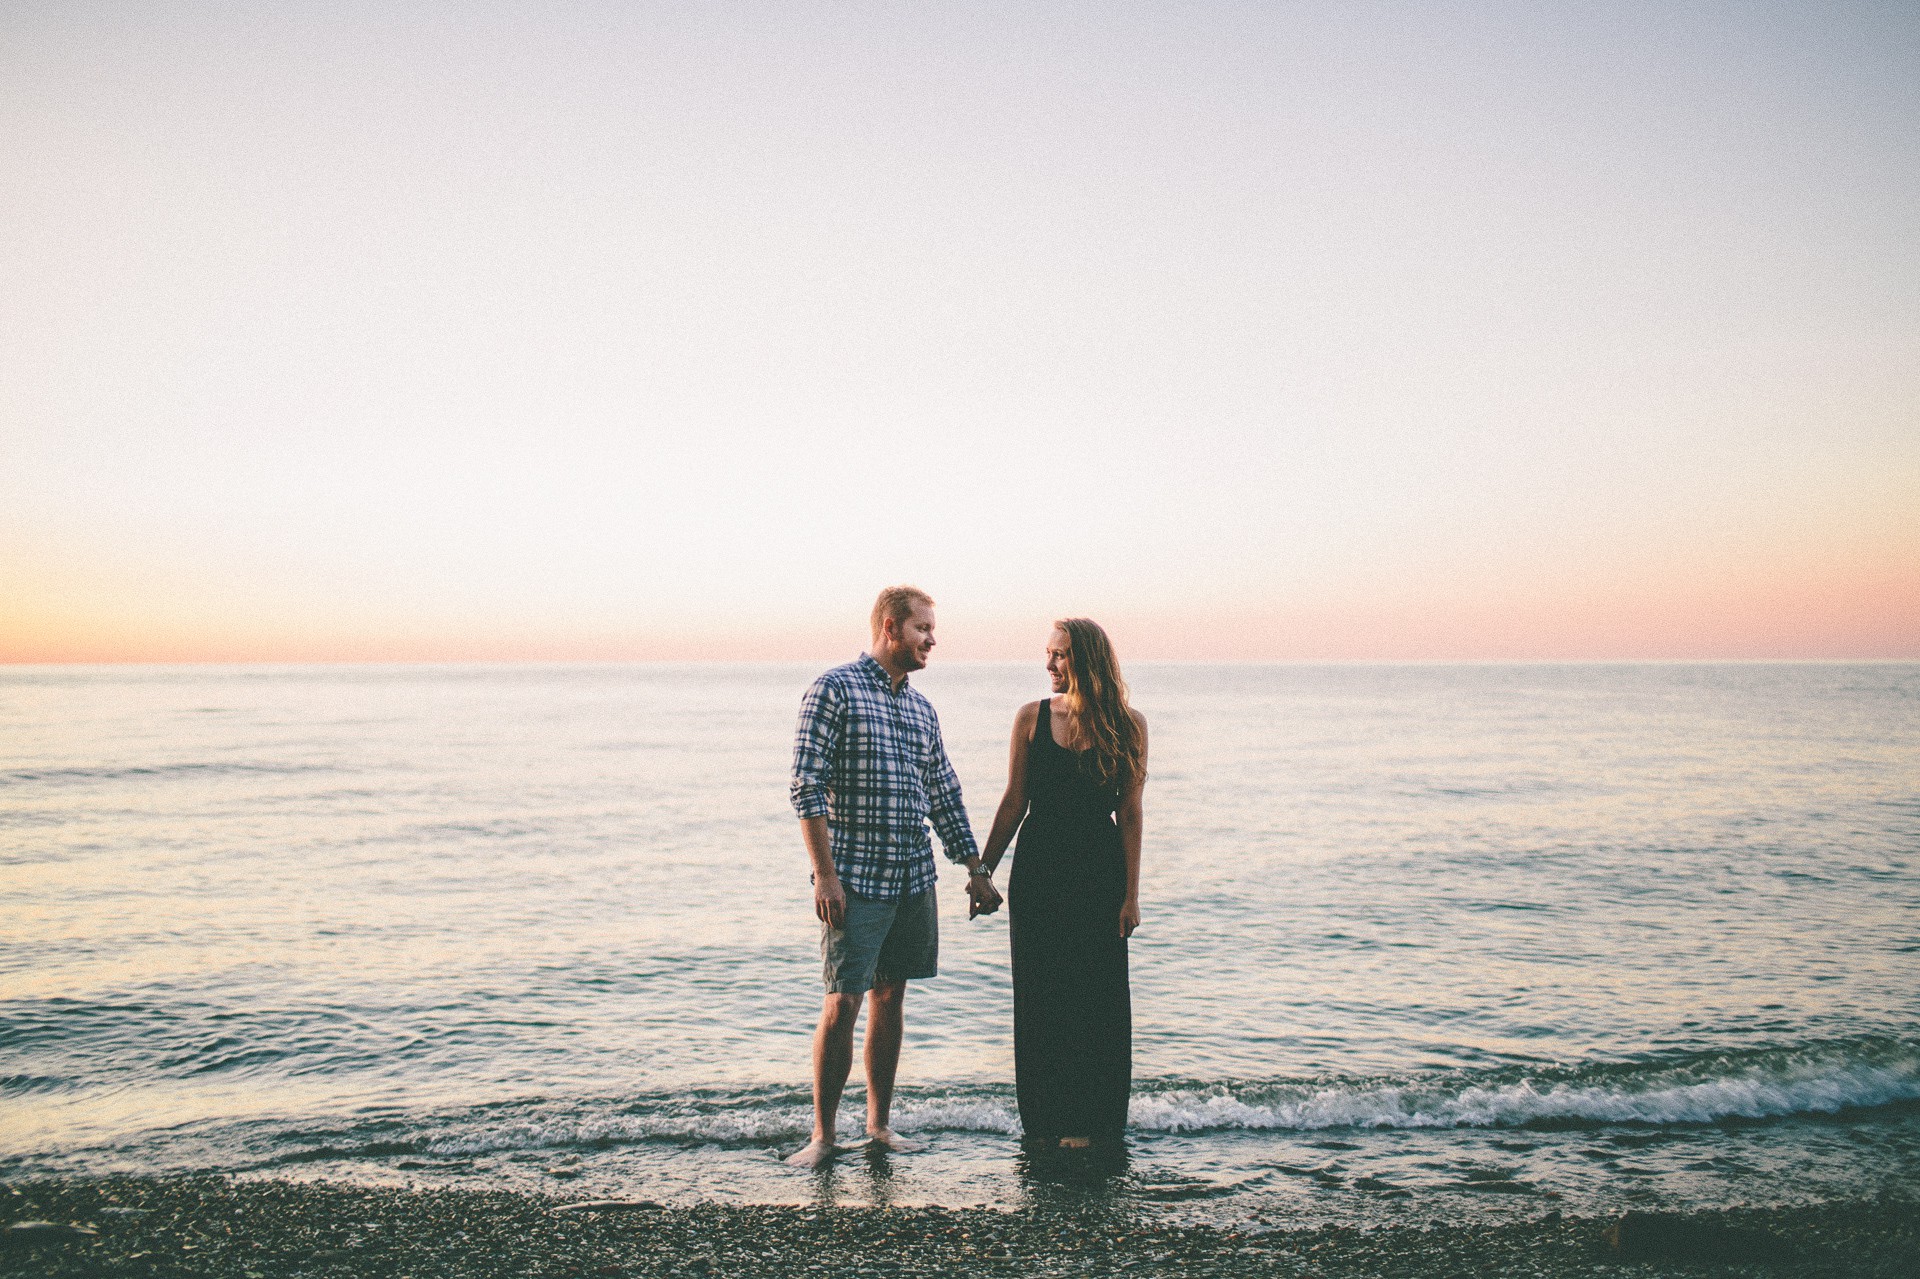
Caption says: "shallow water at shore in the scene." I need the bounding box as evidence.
[3,661,1917,1223]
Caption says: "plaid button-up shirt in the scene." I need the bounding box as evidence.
[790,653,978,899]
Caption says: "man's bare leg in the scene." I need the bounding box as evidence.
[862,980,922,1152]
[787,992,860,1167]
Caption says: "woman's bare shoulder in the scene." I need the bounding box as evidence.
[1128,706,1147,728]
[1015,699,1042,724]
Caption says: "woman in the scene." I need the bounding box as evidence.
[972,618,1147,1149]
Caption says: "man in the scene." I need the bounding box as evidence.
[785,585,1002,1168]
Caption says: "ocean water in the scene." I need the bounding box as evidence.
[3,661,1916,1227]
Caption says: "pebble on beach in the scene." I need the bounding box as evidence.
[2,1176,1915,1278]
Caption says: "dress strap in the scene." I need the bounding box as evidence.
[1034,698,1051,748]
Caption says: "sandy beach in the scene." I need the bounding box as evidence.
[4,1175,1915,1278]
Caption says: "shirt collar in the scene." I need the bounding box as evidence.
[858,652,907,693]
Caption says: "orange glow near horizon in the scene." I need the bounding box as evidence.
[6,546,1914,665]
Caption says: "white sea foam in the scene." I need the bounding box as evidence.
[891,1097,1023,1136]
[398,1097,1019,1158]
[422,1106,818,1155]
[390,1042,1919,1157]
[1129,1045,1920,1132]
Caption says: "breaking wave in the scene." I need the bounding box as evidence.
[221,1035,1920,1164]
[1126,1037,1920,1132]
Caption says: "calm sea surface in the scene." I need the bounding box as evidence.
[3,662,1916,1226]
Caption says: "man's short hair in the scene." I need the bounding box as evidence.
[871,585,934,640]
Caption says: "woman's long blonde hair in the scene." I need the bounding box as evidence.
[1053,618,1144,794]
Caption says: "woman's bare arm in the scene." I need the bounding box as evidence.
[1117,710,1147,937]
[978,702,1037,873]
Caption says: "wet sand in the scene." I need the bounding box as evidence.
[3,1175,1916,1277]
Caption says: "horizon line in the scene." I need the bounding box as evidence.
[4,656,1917,671]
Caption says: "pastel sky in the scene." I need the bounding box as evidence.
[4,1,1915,662]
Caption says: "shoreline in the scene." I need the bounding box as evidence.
[4,1175,1915,1277]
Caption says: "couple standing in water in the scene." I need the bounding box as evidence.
[786,586,1148,1168]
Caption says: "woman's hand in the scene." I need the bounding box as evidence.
[1119,898,1140,938]
[966,874,1003,919]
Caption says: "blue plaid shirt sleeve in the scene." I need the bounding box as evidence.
[924,709,978,864]
[790,675,843,821]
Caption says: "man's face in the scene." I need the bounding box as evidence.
[888,603,938,671]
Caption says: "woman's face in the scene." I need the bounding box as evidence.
[1045,628,1072,694]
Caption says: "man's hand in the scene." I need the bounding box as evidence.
[815,874,846,929]
[966,873,1003,919]
[1119,898,1140,938]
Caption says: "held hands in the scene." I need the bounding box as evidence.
[1119,898,1140,938]
[966,872,1003,919]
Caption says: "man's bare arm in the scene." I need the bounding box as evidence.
[801,815,844,929]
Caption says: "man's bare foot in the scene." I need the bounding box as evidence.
[866,1128,923,1153]
[784,1138,842,1168]
[1058,1136,1092,1149]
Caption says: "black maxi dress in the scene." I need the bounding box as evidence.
[1009,698,1132,1143]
